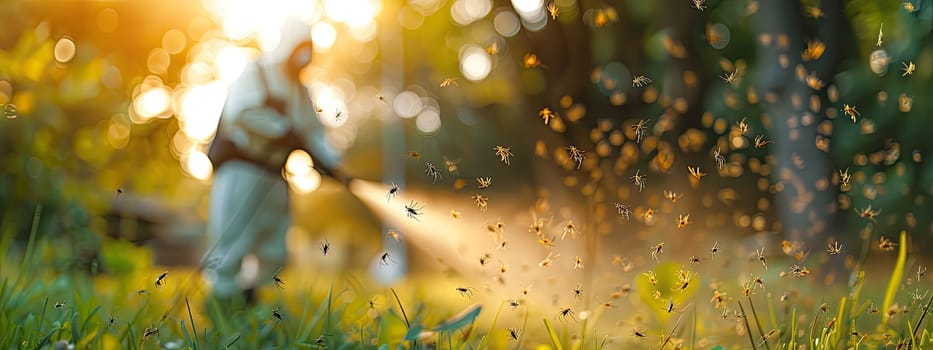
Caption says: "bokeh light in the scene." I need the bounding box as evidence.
[493,11,521,37]
[133,86,171,121]
[460,44,492,81]
[183,151,213,180]
[285,149,322,193]
[178,81,227,141]
[311,22,337,51]
[53,36,76,64]
[415,107,441,134]
[162,29,187,55]
[393,91,422,119]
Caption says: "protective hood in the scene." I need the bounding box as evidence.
[262,18,313,66]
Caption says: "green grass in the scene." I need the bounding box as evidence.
[3,209,933,349]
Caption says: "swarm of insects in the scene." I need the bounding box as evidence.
[572,283,583,299]
[385,183,400,203]
[651,242,664,262]
[320,238,331,255]
[878,236,897,251]
[855,204,881,222]
[405,151,421,161]
[802,40,826,61]
[546,2,559,19]
[614,202,632,221]
[562,220,578,240]
[838,168,851,189]
[720,69,739,84]
[676,214,691,228]
[901,61,916,76]
[734,119,750,137]
[476,177,492,189]
[688,166,706,180]
[379,251,395,266]
[539,107,555,125]
[555,307,575,322]
[522,53,541,68]
[713,148,726,169]
[494,146,513,165]
[566,146,586,169]
[691,0,706,10]
[155,271,168,288]
[756,247,768,270]
[425,163,442,183]
[841,104,860,123]
[539,251,560,267]
[444,158,459,174]
[630,169,647,192]
[642,208,655,222]
[632,119,649,143]
[644,270,658,285]
[472,194,488,212]
[404,201,423,221]
[664,190,683,203]
[485,42,499,55]
[439,78,458,88]
[754,134,773,149]
[143,327,159,338]
[507,327,520,340]
[455,287,476,297]
[632,75,652,88]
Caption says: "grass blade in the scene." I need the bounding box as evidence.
[908,293,933,349]
[181,320,193,346]
[788,307,797,350]
[882,230,908,328]
[477,301,504,349]
[389,288,415,349]
[737,301,758,350]
[80,305,101,335]
[71,311,80,344]
[225,334,241,349]
[543,319,564,350]
[747,296,770,350]
[185,298,201,350]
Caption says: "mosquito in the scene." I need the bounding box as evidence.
[632,119,649,143]
[632,75,652,88]
[155,271,168,288]
[320,237,331,255]
[615,203,632,221]
[630,169,647,192]
[386,183,400,203]
[404,201,423,221]
[713,147,726,169]
[425,163,442,183]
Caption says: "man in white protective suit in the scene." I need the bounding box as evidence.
[205,18,346,307]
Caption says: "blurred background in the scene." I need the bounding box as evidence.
[1,0,931,312]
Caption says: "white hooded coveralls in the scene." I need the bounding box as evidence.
[207,20,338,297]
